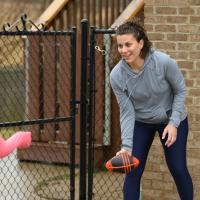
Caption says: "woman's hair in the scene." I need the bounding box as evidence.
[116,19,152,59]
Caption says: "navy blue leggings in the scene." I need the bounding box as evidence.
[124,118,193,200]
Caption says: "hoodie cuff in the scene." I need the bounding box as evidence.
[121,145,132,153]
[169,119,179,128]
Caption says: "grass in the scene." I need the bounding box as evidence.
[0,128,18,138]
[34,172,77,200]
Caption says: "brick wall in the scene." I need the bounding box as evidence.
[143,0,200,199]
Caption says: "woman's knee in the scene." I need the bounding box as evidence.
[168,163,189,179]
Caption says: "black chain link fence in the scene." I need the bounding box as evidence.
[0,24,77,199]
[1,17,141,200]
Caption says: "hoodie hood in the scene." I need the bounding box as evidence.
[121,49,154,78]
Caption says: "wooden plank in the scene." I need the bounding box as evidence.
[56,36,71,142]
[98,0,102,27]
[86,0,90,21]
[72,0,77,27]
[66,4,71,29]
[116,0,120,17]
[91,0,96,26]
[94,35,104,144]
[26,36,41,141]
[111,0,144,28]
[105,0,108,27]
[17,142,104,166]
[58,10,64,30]
[41,35,56,142]
[80,0,83,20]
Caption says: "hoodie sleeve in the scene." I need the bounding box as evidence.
[110,69,135,152]
[165,57,186,127]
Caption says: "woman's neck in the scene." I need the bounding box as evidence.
[129,57,145,72]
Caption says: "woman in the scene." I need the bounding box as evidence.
[110,20,193,200]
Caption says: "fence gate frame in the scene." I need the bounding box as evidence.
[87,25,117,200]
[0,14,78,200]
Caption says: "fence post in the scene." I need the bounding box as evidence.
[87,26,96,200]
[70,26,77,200]
[79,19,89,200]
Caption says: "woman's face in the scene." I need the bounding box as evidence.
[116,33,144,66]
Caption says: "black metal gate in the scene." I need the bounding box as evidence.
[0,15,78,200]
[87,26,125,200]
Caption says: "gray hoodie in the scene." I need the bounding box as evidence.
[110,49,187,152]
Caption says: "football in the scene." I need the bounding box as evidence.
[105,153,140,173]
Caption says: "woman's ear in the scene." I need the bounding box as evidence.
[139,39,144,49]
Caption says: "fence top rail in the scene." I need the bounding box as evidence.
[0,117,74,128]
[0,30,74,36]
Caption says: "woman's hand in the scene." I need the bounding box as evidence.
[116,148,131,156]
[162,124,177,147]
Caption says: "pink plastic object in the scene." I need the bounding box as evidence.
[0,131,32,159]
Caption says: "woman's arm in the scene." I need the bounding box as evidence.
[110,71,135,153]
[165,57,186,128]
[162,57,186,147]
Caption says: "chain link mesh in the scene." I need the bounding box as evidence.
[0,32,77,200]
